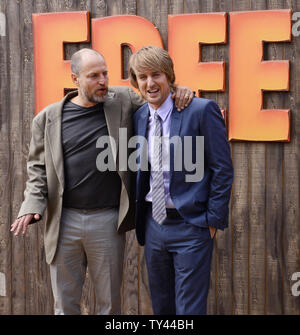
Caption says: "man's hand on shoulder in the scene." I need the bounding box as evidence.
[172,86,194,111]
[10,213,41,236]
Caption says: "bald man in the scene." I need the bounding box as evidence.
[11,48,193,315]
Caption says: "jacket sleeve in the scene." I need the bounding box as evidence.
[201,100,234,230]
[128,87,145,112]
[17,115,48,220]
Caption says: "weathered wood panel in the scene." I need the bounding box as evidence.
[0,0,299,315]
[0,0,11,316]
[248,0,267,317]
[265,0,285,315]
[213,0,233,316]
[230,0,250,315]
[282,0,300,314]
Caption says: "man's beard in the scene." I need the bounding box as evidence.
[80,87,106,103]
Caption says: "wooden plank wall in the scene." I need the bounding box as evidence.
[0,0,299,314]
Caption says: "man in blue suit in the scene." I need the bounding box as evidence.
[128,46,233,315]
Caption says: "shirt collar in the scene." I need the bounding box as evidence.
[148,93,173,122]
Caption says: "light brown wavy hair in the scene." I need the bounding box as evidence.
[128,45,176,92]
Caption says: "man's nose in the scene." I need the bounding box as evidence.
[98,75,106,85]
[146,76,154,87]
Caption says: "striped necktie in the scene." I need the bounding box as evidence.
[152,111,167,224]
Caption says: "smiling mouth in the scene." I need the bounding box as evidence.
[147,89,159,95]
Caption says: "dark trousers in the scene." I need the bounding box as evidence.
[144,205,214,315]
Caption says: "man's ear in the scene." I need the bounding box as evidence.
[71,73,79,86]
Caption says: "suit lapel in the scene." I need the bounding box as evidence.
[170,105,183,138]
[137,105,150,172]
[46,91,78,189]
[169,106,183,184]
[137,105,150,137]
[103,90,122,163]
[46,104,64,189]
[135,105,150,198]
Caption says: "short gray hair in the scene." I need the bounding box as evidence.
[71,48,104,75]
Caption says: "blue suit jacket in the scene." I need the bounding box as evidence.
[133,97,234,246]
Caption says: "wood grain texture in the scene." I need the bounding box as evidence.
[0,0,11,316]
[8,0,26,314]
[264,0,285,314]
[213,0,233,316]
[248,0,267,317]
[22,0,40,315]
[230,0,251,315]
[0,0,299,315]
[282,0,300,314]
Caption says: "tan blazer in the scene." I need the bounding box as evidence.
[18,87,144,264]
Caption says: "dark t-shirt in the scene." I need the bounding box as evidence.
[61,101,121,209]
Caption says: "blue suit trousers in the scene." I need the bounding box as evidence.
[144,206,214,315]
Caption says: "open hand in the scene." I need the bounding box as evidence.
[10,213,41,236]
